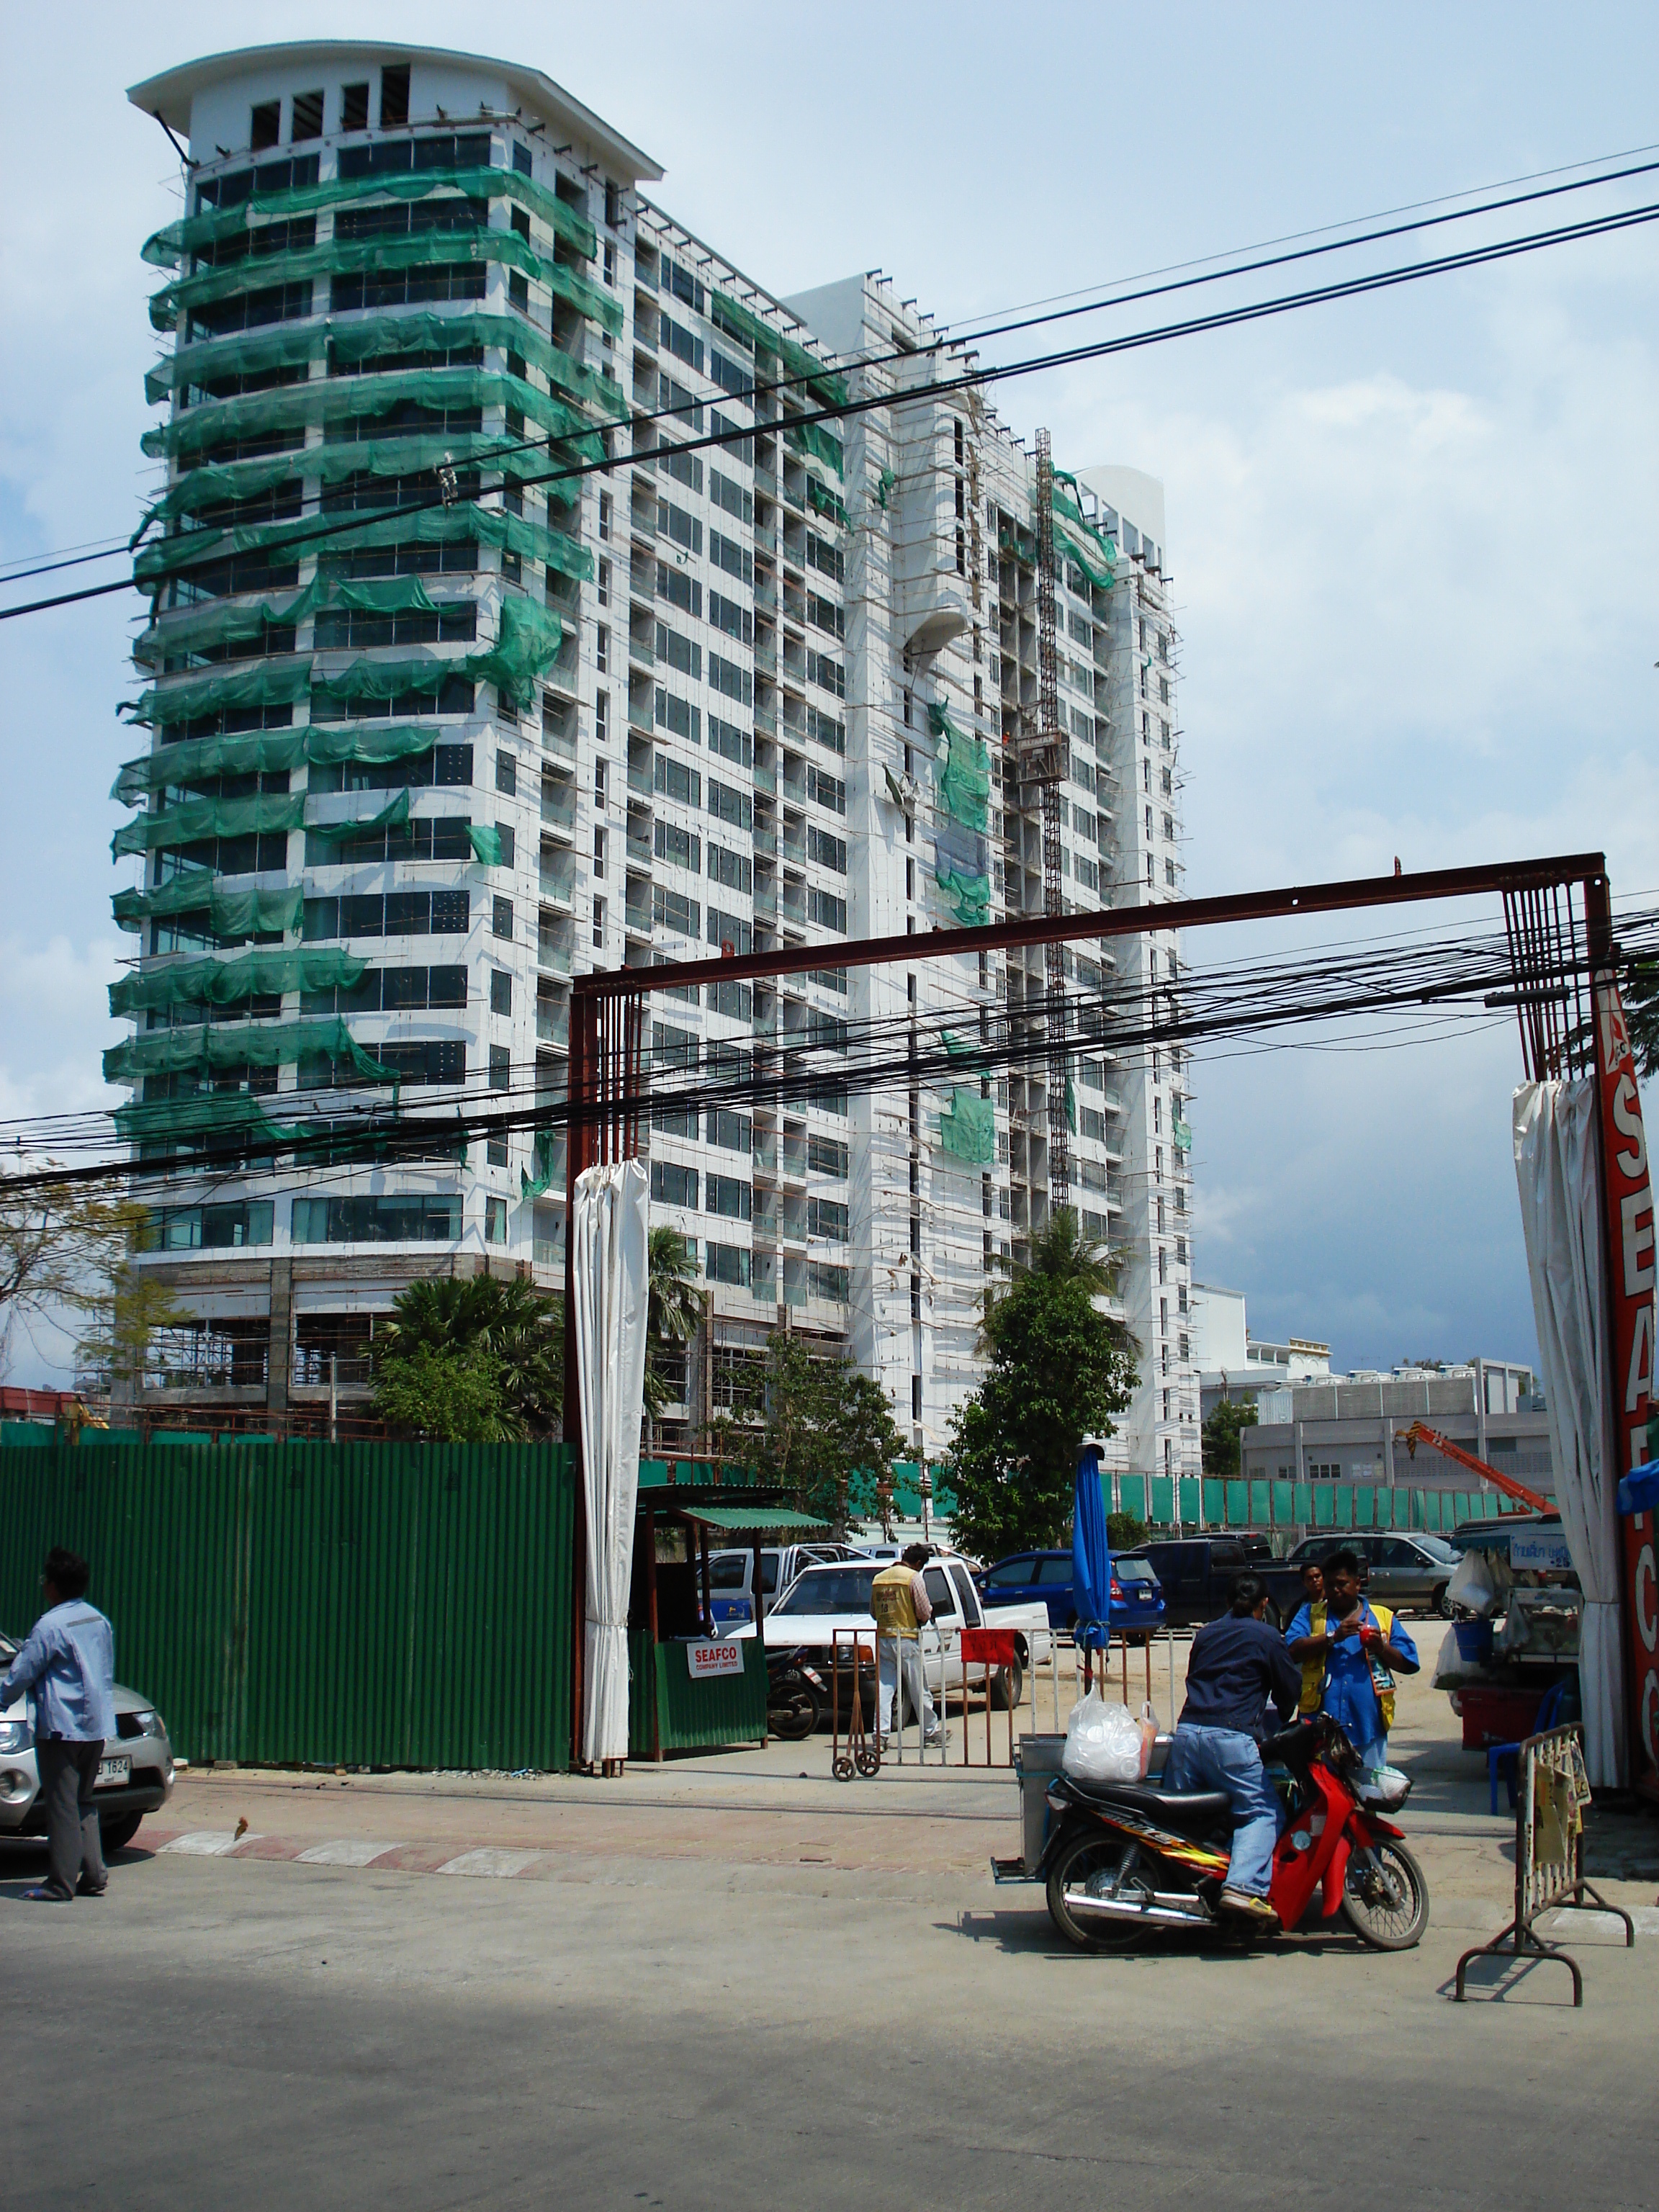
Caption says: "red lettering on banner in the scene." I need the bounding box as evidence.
[1595,977,1659,1791]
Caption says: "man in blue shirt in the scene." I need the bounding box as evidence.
[1166,1573,1303,1924]
[1285,1547,1419,1770]
[0,1547,117,1903]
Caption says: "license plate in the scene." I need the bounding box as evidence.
[94,1755,131,1789]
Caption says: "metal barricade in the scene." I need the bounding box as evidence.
[961,1626,1018,1766]
[876,1622,949,1766]
[1454,1722,1635,2006]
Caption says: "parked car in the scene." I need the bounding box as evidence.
[706,1542,860,1627]
[732,1556,1052,1713]
[973,1550,1166,1637]
[0,1628,176,1853]
[1281,1531,1464,1618]
[1118,1535,1261,1629]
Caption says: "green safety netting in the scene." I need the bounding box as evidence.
[783,419,845,480]
[109,945,365,1018]
[1048,469,1117,592]
[940,1029,974,1059]
[123,657,313,729]
[150,228,625,341]
[132,574,438,667]
[874,465,896,511]
[112,790,305,859]
[145,310,626,421]
[935,867,992,927]
[147,361,603,467]
[114,1089,310,1149]
[927,701,991,833]
[113,719,446,804]
[104,1017,397,1087]
[141,162,599,269]
[467,825,505,866]
[111,881,302,935]
[938,1087,995,1164]
[806,477,849,530]
[304,788,412,842]
[133,498,592,592]
[520,1128,560,1199]
[709,290,848,409]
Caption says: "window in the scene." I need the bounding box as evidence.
[709,653,752,707]
[806,765,845,815]
[593,824,606,881]
[490,971,512,1017]
[493,896,513,940]
[706,907,752,955]
[142,1200,274,1251]
[809,1262,850,1303]
[706,842,752,895]
[495,751,517,796]
[651,1161,698,1208]
[487,1133,508,1166]
[706,1109,751,1153]
[293,1192,461,1245]
[707,778,752,832]
[811,652,845,699]
[597,558,610,608]
[709,592,752,647]
[655,689,701,745]
[808,1135,848,1177]
[594,757,608,809]
[706,1174,752,1221]
[251,101,280,152]
[806,826,846,873]
[808,888,846,932]
[597,624,611,675]
[709,529,753,587]
[655,755,700,806]
[592,894,606,947]
[653,884,698,938]
[485,1196,508,1246]
[706,1242,751,1286]
[657,565,700,618]
[806,1197,848,1242]
[655,624,698,680]
[341,82,370,132]
[708,716,752,770]
[710,471,752,527]
[598,491,611,543]
[912,1376,923,1421]
[655,819,700,872]
[379,64,411,127]
[291,89,324,142]
[302,890,469,940]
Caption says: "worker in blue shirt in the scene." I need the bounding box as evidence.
[1285,1547,1419,1770]
[0,1547,117,1903]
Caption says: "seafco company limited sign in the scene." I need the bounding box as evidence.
[686,1640,744,1680]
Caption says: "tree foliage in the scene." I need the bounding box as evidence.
[373,1274,562,1441]
[1201,1396,1258,1478]
[947,1214,1138,1560]
[711,1330,905,1533]
[644,1227,704,1419]
[2,1177,185,1388]
[1107,1511,1148,1550]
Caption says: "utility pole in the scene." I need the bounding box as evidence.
[1027,429,1069,1210]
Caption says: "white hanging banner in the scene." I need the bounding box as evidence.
[572,1158,650,1767]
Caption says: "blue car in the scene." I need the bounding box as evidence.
[974,1550,1165,1636]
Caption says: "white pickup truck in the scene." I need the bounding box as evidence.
[732,1555,1051,1709]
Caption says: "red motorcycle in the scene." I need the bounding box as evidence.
[1040,1713,1429,1951]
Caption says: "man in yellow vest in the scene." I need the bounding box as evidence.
[1285,1547,1419,1770]
[871,1546,941,1745]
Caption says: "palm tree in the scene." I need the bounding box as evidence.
[644,1227,704,1420]
[979,1206,1123,1354]
[377,1273,563,1438]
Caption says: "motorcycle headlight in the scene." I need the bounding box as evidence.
[0,1719,33,1754]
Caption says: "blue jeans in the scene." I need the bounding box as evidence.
[1166,1724,1284,1897]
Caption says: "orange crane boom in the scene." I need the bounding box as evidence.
[1399,1421,1552,1513]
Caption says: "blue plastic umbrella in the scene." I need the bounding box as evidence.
[1071,1444,1112,1653]
[1618,1457,1659,1516]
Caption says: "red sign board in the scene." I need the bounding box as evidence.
[1594,979,1658,1785]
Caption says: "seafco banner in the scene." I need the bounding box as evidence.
[1594,978,1659,1783]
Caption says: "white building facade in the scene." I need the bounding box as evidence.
[117,40,1195,1478]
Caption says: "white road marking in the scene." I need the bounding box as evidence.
[161,1831,259,1856]
[435,1848,543,1879]
[295,1839,404,1867]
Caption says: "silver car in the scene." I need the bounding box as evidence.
[0,1629,176,1853]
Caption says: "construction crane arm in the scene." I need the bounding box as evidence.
[1399,1421,1552,1513]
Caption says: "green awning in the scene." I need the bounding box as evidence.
[674,1506,830,1532]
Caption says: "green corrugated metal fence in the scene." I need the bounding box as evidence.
[0,1444,575,1771]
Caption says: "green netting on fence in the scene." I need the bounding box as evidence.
[123,657,314,729]
[104,1017,397,1087]
[150,228,624,339]
[109,945,365,1017]
[783,419,845,480]
[935,868,992,926]
[112,791,305,859]
[938,1086,995,1164]
[467,825,505,867]
[147,361,599,465]
[520,1129,560,1198]
[928,701,991,833]
[111,881,302,935]
[132,575,437,667]
[141,162,599,269]
[133,498,592,591]
[305,789,412,844]
[1048,468,1117,591]
[113,1089,310,1149]
[145,310,626,421]
[114,719,444,804]
[806,477,848,530]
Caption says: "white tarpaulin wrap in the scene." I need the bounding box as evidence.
[1513,1080,1627,1787]
[573,1158,650,1767]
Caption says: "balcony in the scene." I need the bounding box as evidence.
[536,999,570,1048]
[539,850,576,907]
[539,783,576,840]
[628,629,655,669]
[627,693,655,738]
[752,1141,778,1177]
[753,522,778,557]
[538,918,574,974]
[754,884,778,920]
[755,639,778,677]
[624,888,652,934]
[752,825,777,859]
[755,702,778,737]
[752,762,776,794]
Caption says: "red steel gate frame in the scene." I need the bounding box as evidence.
[562,850,1653,1786]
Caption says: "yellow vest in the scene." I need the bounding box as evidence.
[1300,1599,1396,1731]
[871,1564,920,1639]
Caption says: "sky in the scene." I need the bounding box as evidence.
[1,1,1655,1385]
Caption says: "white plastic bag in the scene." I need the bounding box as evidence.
[1062,1694,1156,1784]
[1430,1624,1465,1688]
[1445,1549,1498,1617]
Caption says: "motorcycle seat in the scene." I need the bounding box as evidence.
[1061,1774,1235,1829]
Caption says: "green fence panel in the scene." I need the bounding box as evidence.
[0,1444,575,1771]
[1335,1488,1355,1529]
[1120,1474,1147,1522]
[1372,1487,1393,1529]
[1148,1475,1174,1527]
[1293,1482,1312,1525]
[1313,1484,1334,1527]
[1202,1479,1225,1525]
[1483,1491,1498,1519]
[1,1422,56,1447]
[1272,1480,1295,1527]
[1225,1480,1249,1526]
[1424,1491,1444,1532]
[1249,1480,1271,1527]
[1352,1485,1375,1529]
[1178,1478,1201,1527]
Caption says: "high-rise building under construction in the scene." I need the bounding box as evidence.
[117,41,1198,1491]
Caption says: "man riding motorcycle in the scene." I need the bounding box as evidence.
[1164,1571,1303,1925]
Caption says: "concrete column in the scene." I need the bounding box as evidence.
[266,1256,293,1420]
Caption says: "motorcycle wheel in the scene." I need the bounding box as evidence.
[1342,1839,1429,1949]
[1046,1830,1159,1952]
[767,1683,821,1742]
